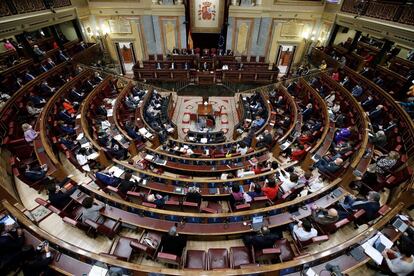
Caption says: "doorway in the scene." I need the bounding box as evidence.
[114,42,136,75]
[275,45,297,75]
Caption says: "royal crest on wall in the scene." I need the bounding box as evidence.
[190,0,224,33]
[198,1,216,21]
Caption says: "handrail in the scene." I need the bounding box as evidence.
[299,78,330,155]
[2,199,404,275]
[79,76,113,150]
[151,144,268,162]
[38,68,92,166]
[113,81,134,140]
[80,177,342,219]
[278,84,299,142]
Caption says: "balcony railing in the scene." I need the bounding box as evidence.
[340,0,414,26]
[0,0,71,17]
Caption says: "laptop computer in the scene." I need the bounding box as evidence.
[374,237,386,252]
[392,218,409,233]
[252,216,264,231]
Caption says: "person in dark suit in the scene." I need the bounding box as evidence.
[243,226,281,251]
[302,103,313,121]
[47,178,75,209]
[118,172,136,194]
[337,191,380,222]
[160,225,187,257]
[315,157,343,174]
[368,104,384,124]
[311,207,339,225]
[256,130,273,148]
[24,164,47,182]
[361,96,375,111]
[0,222,25,273]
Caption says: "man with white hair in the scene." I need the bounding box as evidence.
[311,206,339,225]
[315,157,343,174]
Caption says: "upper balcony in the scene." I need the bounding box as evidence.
[0,0,72,17]
[340,0,414,26]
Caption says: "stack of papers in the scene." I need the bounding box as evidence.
[144,154,154,161]
[108,166,125,178]
[88,265,108,276]
[361,233,393,265]
[114,134,123,141]
[87,152,99,160]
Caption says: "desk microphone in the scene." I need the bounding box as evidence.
[223,218,229,229]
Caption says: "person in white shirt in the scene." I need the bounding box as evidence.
[381,241,414,276]
[291,216,318,242]
[279,170,299,193]
[237,142,249,155]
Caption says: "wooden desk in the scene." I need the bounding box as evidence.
[93,187,346,235]
[197,103,213,116]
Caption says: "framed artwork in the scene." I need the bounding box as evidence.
[108,19,132,34]
[190,0,225,33]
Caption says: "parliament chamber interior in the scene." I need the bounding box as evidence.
[0,0,414,275]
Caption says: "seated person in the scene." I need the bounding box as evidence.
[47,178,75,209]
[95,170,121,187]
[0,221,25,271]
[229,185,244,208]
[368,105,384,125]
[290,144,307,161]
[381,237,414,276]
[337,191,380,221]
[108,143,128,160]
[80,197,105,223]
[243,226,281,251]
[22,123,39,143]
[261,179,279,201]
[351,84,364,98]
[369,130,387,148]
[279,171,299,193]
[311,206,339,225]
[24,164,47,182]
[118,172,136,194]
[302,103,313,121]
[22,243,53,276]
[373,150,400,175]
[251,115,265,129]
[290,217,318,242]
[315,157,343,175]
[256,129,273,148]
[160,225,187,256]
[297,131,313,145]
[146,193,168,208]
[334,127,352,144]
[247,183,264,199]
[236,142,249,155]
[185,186,202,205]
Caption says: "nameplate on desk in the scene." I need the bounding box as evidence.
[37,147,45,153]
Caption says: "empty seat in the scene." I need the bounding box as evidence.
[208,248,229,269]
[184,250,207,269]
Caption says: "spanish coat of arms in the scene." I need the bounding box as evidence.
[198,1,216,21]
